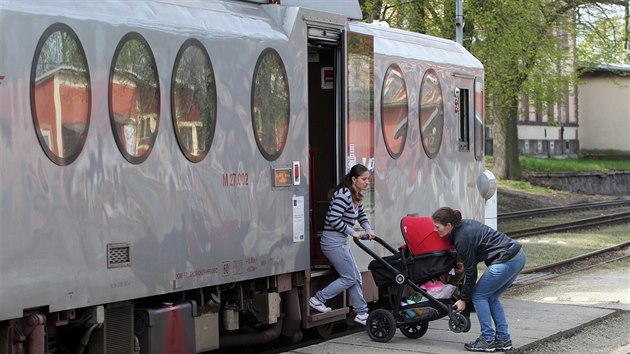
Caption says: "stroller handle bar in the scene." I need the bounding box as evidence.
[353,234,399,255]
[353,235,407,285]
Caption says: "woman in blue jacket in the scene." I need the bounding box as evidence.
[432,207,525,352]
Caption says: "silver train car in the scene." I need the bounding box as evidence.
[0,1,495,353]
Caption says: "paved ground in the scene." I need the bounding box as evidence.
[507,258,630,354]
[507,258,630,311]
[288,259,630,353]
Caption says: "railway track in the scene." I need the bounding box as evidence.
[506,210,630,238]
[498,199,630,222]
[512,241,630,288]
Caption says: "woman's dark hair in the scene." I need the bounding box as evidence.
[329,164,369,203]
[432,207,462,226]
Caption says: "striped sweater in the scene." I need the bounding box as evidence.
[323,187,372,238]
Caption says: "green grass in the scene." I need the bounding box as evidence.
[519,156,630,173]
[486,155,630,173]
[496,179,559,194]
[485,155,630,193]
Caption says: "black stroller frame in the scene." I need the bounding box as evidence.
[354,235,470,343]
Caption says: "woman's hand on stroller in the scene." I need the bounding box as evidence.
[455,262,465,274]
[452,299,466,312]
[354,231,376,240]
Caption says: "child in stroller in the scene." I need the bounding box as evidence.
[353,215,470,343]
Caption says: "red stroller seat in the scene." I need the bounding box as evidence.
[369,215,457,287]
[400,215,454,255]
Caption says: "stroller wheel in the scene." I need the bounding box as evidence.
[366,309,397,343]
[448,312,469,333]
[400,321,428,339]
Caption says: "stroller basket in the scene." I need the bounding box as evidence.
[368,249,457,287]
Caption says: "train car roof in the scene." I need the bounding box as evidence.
[2,0,288,40]
[349,21,483,70]
[275,0,362,20]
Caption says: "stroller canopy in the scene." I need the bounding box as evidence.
[400,216,454,255]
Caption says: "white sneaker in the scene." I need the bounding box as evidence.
[309,297,331,313]
[354,313,368,325]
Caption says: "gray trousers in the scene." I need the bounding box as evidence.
[314,243,368,315]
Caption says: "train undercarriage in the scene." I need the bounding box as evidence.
[1,270,375,354]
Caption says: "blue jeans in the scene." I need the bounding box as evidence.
[314,243,368,315]
[472,250,526,342]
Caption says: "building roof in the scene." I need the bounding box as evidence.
[579,63,630,76]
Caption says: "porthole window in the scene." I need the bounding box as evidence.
[31,23,91,166]
[171,39,217,163]
[251,48,290,161]
[474,77,485,161]
[419,69,444,159]
[381,64,408,159]
[109,32,160,164]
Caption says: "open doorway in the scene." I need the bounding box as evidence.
[307,32,343,268]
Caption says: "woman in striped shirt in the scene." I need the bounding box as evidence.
[309,164,376,325]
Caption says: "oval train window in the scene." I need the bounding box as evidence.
[31,23,91,166]
[419,69,444,159]
[251,48,290,161]
[171,39,217,163]
[109,32,160,164]
[381,64,408,159]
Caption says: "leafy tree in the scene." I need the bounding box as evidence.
[465,0,627,179]
[576,3,629,65]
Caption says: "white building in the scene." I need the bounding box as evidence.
[578,64,630,156]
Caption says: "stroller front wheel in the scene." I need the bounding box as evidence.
[448,312,470,333]
[366,309,397,343]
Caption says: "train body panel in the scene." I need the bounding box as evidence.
[1,0,312,320]
[0,1,492,352]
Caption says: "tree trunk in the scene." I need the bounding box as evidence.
[492,100,521,180]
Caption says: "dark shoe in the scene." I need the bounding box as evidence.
[464,336,495,352]
[493,338,513,351]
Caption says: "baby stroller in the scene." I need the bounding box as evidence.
[353,215,470,343]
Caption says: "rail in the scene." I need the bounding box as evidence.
[511,241,630,288]
[498,199,630,222]
[507,211,630,238]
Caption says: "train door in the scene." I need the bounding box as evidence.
[307,26,343,268]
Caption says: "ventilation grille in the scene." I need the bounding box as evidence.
[106,302,134,354]
[107,243,131,268]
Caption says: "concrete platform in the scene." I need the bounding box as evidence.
[286,298,617,353]
[285,260,630,353]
